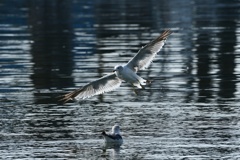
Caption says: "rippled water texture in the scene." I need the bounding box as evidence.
[1,0,240,159]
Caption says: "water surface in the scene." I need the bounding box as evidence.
[1,0,240,159]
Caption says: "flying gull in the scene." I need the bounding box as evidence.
[59,29,172,103]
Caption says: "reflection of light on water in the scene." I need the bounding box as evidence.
[0,23,34,102]
[235,27,240,97]
[1,0,240,159]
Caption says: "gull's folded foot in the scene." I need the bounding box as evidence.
[140,84,145,89]
[146,80,152,84]
[133,88,140,95]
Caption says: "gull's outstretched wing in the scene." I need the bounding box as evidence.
[126,29,172,72]
[59,73,122,103]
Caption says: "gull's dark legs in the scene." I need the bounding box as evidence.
[146,79,152,84]
[133,87,140,95]
[131,79,153,95]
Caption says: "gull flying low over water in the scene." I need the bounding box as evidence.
[102,124,123,145]
[59,29,172,103]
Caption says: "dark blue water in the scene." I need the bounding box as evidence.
[1,0,240,159]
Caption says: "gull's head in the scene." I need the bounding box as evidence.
[113,65,123,72]
[112,124,121,135]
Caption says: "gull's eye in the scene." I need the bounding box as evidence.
[117,66,123,70]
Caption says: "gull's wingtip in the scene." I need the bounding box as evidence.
[102,131,107,135]
[57,88,82,104]
[161,29,173,38]
[164,28,172,33]
[152,29,173,43]
[57,93,74,104]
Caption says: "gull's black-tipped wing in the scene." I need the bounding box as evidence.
[126,29,172,72]
[102,131,122,140]
[59,73,122,103]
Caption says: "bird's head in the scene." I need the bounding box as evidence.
[112,124,121,135]
[113,65,123,72]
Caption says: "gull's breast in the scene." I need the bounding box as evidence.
[121,66,140,83]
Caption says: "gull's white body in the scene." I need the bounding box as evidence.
[114,65,146,88]
[60,30,172,103]
[102,125,123,145]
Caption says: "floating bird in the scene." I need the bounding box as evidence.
[59,29,172,103]
[102,124,123,145]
